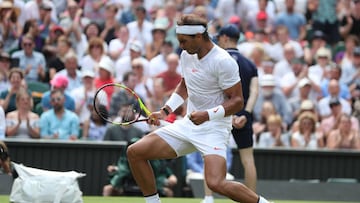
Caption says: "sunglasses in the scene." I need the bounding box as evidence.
[51,97,63,102]
[90,45,102,49]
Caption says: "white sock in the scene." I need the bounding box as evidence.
[203,195,214,203]
[258,196,270,203]
[145,193,161,203]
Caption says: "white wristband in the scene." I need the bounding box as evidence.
[207,105,225,120]
[165,93,184,112]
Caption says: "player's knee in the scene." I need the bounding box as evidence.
[206,179,222,193]
[126,144,138,161]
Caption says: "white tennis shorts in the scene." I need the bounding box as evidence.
[155,116,232,158]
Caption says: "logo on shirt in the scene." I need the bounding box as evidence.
[213,147,223,150]
[191,68,198,73]
[213,107,219,113]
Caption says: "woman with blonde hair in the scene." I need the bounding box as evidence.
[5,89,40,139]
[291,111,324,149]
[258,114,290,147]
[327,113,360,149]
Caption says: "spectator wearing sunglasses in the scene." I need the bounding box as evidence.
[39,89,79,140]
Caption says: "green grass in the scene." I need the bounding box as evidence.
[0,196,357,203]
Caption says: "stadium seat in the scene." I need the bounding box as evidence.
[27,81,49,113]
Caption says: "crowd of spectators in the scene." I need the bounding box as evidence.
[1,0,360,150]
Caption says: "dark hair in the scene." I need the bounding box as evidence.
[8,68,24,80]
[0,142,9,161]
[123,71,136,82]
[22,19,37,35]
[50,89,64,97]
[92,104,108,125]
[177,14,210,40]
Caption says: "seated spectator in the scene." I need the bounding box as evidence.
[94,57,115,103]
[290,99,320,133]
[0,68,28,114]
[0,52,11,93]
[327,113,360,150]
[253,74,292,127]
[0,106,4,139]
[103,138,177,197]
[253,100,278,141]
[320,63,350,100]
[54,51,82,92]
[80,37,109,75]
[155,53,182,97]
[318,80,352,119]
[41,74,75,112]
[320,97,359,140]
[82,105,108,141]
[103,104,145,141]
[6,89,40,139]
[291,111,324,149]
[39,89,79,140]
[0,141,11,175]
[71,70,107,124]
[12,34,46,83]
[303,30,327,66]
[258,114,290,148]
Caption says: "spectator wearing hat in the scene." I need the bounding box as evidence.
[307,47,332,93]
[303,30,328,66]
[127,5,153,53]
[339,0,360,39]
[0,52,12,92]
[39,89,79,140]
[318,80,352,119]
[24,0,58,24]
[95,57,115,102]
[71,70,108,124]
[54,51,82,92]
[340,46,360,86]
[115,40,150,82]
[100,3,119,44]
[275,0,306,41]
[108,24,130,60]
[145,20,167,60]
[254,74,293,126]
[40,74,75,112]
[290,99,320,133]
[0,0,22,52]
[37,1,54,39]
[12,34,46,83]
[320,97,359,140]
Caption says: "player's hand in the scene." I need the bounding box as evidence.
[147,111,163,126]
[232,115,247,129]
[188,111,208,125]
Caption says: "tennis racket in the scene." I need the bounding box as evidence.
[93,83,169,126]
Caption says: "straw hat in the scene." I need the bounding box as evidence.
[0,1,21,18]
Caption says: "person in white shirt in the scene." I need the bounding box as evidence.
[126,14,270,203]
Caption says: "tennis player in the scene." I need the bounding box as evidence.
[127,14,270,203]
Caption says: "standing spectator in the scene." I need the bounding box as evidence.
[55,51,82,92]
[258,114,290,148]
[156,53,182,97]
[100,3,119,45]
[41,74,75,112]
[327,113,360,149]
[275,0,306,41]
[37,1,54,40]
[0,1,22,53]
[5,89,40,139]
[0,68,28,114]
[12,34,46,83]
[339,0,360,39]
[39,89,79,140]
[311,0,340,45]
[127,5,153,53]
[291,111,324,149]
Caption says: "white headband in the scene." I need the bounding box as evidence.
[176,25,206,35]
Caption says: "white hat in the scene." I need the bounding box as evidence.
[82,70,95,78]
[300,100,314,110]
[98,57,114,75]
[298,78,311,88]
[316,47,331,59]
[260,74,276,87]
[129,40,142,53]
